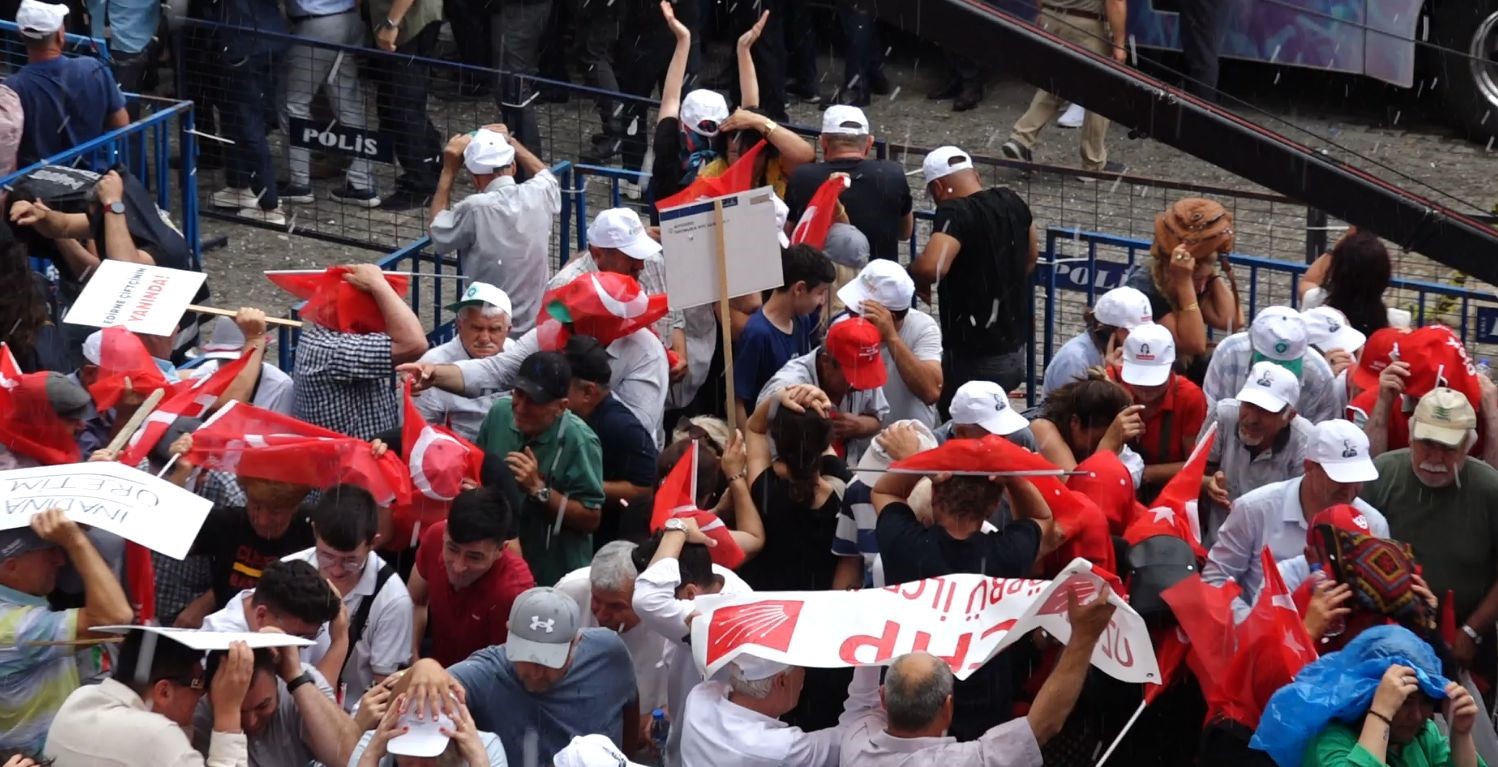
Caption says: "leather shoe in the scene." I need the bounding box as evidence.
[927,80,962,100]
[953,85,984,112]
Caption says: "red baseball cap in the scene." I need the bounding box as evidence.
[1350,327,1405,394]
[1307,503,1372,543]
[1398,325,1480,404]
[825,317,887,391]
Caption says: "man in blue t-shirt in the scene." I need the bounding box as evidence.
[733,244,836,423]
[394,587,640,766]
[6,0,128,169]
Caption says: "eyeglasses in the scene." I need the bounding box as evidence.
[314,548,367,573]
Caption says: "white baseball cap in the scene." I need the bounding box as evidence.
[386,709,456,757]
[680,89,730,136]
[821,104,870,136]
[588,207,662,261]
[922,146,974,186]
[16,0,67,38]
[81,329,103,365]
[1092,286,1154,330]
[949,380,1029,436]
[1121,323,1176,387]
[1301,306,1366,354]
[771,193,791,248]
[1307,419,1379,484]
[1236,360,1299,414]
[463,128,515,174]
[838,259,914,313]
[1249,306,1309,374]
[444,281,512,316]
[554,734,649,767]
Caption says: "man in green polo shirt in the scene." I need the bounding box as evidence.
[476,351,604,586]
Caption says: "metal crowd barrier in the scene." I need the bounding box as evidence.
[0,19,110,73]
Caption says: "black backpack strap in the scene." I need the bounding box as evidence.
[340,563,396,683]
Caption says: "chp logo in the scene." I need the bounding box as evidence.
[704,599,805,667]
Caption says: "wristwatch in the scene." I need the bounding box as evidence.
[530,485,552,505]
[105,201,125,215]
[663,519,688,534]
[1462,624,1483,644]
[376,17,399,30]
[286,671,315,694]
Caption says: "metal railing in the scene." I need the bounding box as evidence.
[0,19,110,72]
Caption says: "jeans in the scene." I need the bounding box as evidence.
[939,346,1027,419]
[371,21,442,193]
[282,11,374,189]
[570,0,621,133]
[1180,0,1229,102]
[224,51,279,209]
[491,0,550,151]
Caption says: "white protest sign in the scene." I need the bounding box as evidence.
[91,625,316,650]
[0,460,212,560]
[659,187,784,310]
[64,260,206,337]
[690,558,1158,683]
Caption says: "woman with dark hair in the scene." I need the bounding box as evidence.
[1300,228,1392,338]
[1030,373,1143,477]
[0,228,64,372]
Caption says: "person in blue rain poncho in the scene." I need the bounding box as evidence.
[1251,625,1484,767]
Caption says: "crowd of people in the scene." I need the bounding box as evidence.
[0,0,1490,766]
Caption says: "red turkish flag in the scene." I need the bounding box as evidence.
[1158,574,1241,710]
[391,384,483,547]
[1068,451,1139,537]
[789,174,850,249]
[119,350,255,467]
[88,326,170,411]
[1215,548,1317,729]
[656,140,769,211]
[0,344,80,465]
[704,598,804,667]
[889,434,1057,474]
[186,402,412,505]
[534,271,670,350]
[266,267,410,335]
[1124,425,1214,558]
[649,440,745,569]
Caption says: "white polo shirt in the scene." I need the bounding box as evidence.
[554,566,669,714]
[415,335,511,441]
[283,548,413,711]
[1201,476,1387,622]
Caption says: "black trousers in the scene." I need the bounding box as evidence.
[839,3,885,96]
[727,0,788,120]
[617,0,698,174]
[1179,0,1229,101]
[370,22,443,193]
[442,0,492,86]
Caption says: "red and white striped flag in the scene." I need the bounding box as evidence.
[649,440,745,569]
[118,350,255,467]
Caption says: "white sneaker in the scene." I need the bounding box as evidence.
[1058,102,1085,128]
[620,179,643,201]
[237,206,286,226]
[212,187,258,209]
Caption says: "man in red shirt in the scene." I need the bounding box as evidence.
[407,487,535,666]
[1111,323,1207,497]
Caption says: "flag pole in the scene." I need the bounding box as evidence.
[187,304,303,328]
[715,198,738,430]
[105,386,167,454]
[882,468,1089,478]
[1095,699,1146,767]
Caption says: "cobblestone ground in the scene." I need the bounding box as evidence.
[190,38,1498,367]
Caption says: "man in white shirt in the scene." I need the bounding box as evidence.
[190,314,293,415]
[428,125,560,339]
[199,560,344,681]
[631,523,752,765]
[834,260,943,428]
[1201,305,1339,424]
[1203,419,1389,621]
[554,541,668,717]
[837,588,1115,767]
[46,629,254,767]
[1041,285,1153,401]
[284,485,412,711]
[415,282,514,440]
[1199,361,1315,548]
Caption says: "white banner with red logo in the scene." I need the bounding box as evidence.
[690,558,1159,683]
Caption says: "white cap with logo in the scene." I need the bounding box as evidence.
[16,0,68,38]
[1307,419,1379,483]
[1249,306,1309,364]
[463,128,516,174]
[1235,360,1300,414]
[949,380,1029,436]
[821,104,871,136]
[837,259,914,313]
[680,89,730,136]
[588,207,662,261]
[922,146,974,186]
[1092,286,1154,330]
[1301,305,1366,354]
[444,281,513,316]
[1121,323,1176,387]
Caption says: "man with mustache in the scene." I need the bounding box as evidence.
[1362,387,1498,673]
[413,282,513,441]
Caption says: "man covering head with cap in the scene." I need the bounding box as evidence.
[1204,419,1389,621]
[756,316,890,463]
[835,259,944,427]
[1362,386,1498,667]
[430,122,559,339]
[412,282,513,440]
[910,145,1038,408]
[785,104,914,264]
[0,509,132,752]
[1202,304,1340,424]
[475,351,605,587]
[1113,323,1208,495]
[1043,285,1154,399]
[391,586,639,767]
[942,380,1033,447]
[8,0,127,170]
